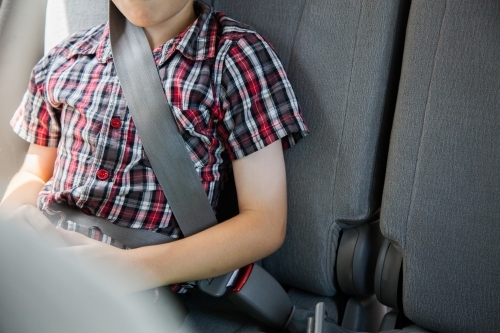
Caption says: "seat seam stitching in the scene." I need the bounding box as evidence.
[287,0,308,71]
[404,0,448,250]
[331,0,364,225]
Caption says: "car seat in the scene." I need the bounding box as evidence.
[374,1,500,332]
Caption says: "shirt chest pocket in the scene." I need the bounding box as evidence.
[174,105,215,139]
[143,106,216,170]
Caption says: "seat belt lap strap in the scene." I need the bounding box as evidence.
[45,202,173,248]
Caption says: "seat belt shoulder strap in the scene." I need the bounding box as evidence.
[108,2,216,237]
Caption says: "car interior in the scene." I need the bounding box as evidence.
[0,0,498,332]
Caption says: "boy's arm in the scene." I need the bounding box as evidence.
[0,143,57,213]
[0,144,68,246]
[57,140,287,293]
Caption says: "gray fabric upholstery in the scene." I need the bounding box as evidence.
[178,290,265,333]
[215,0,408,296]
[177,288,339,333]
[380,1,500,332]
[381,326,434,333]
[0,0,47,197]
[45,0,108,52]
[213,0,306,70]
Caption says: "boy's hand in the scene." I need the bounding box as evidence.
[56,228,140,293]
[4,204,68,248]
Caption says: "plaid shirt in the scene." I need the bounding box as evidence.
[11,1,308,240]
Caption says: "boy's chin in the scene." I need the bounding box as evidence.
[122,14,157,28]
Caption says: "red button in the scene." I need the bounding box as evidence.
[97,169,109,180]
[81,207,91,215]
[110,118,121,129]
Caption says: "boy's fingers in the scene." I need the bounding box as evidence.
[56,227,97,246]
[7,205,67,247]
[55,245,86,255]
[54,245,90,264]
[20,206,68,247]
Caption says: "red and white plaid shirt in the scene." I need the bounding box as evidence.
[11,1,308,239]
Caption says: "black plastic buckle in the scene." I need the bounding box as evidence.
[228,264,294,329]
[197,264,294,329]
[197,270,238,297]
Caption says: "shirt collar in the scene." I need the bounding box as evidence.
[68,1,217,65]
[154,1,218,66]
[65,23,109,61]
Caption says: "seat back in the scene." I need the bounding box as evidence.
[380,1,500,332]
[44,0,108,52]
[0,0,47,196]
[212,0,409,296]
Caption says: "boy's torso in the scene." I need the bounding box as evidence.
[33,3,258,237]
[11,1,307,239]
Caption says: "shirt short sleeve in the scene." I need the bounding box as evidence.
[219,33,309,160]
[10,53,61,147]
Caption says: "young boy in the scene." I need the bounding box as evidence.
[1,0,308,293]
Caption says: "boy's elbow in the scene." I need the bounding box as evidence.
[239,195,287,258]
[263,211,287,255]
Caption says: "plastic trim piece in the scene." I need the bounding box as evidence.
[337,221,385,296]
[310,302,350,333]
[374,238,403,310]
[340,295,387,332]
[379,309,410,331]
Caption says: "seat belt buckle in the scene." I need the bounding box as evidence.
[227,264,295,329]
[197,270,238,297]
[196,264,255,297]
[198,264,294,329]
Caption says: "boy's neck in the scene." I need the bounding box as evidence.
[143,2,196,51]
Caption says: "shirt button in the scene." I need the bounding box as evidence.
[110,117,122,129]
[97,169,109,180]
[81,207,91,215]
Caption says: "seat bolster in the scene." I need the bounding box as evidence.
[379,0,448,250]
[0,0,47,196]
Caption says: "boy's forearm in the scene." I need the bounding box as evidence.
[0,171,46,214]
[1,144,57,215]
[123,208,286,291]
[122,140,288,292]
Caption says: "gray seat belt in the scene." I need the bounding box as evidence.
[108,2,216,238]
